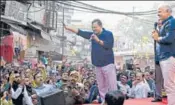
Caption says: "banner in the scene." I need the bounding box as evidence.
[5,1,27,25]
[0,35,14,63]
[12,31,27,50]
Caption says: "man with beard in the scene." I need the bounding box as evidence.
[11,71,33,105]
[24,76,38,105]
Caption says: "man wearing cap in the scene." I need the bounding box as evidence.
[64,19,117,102]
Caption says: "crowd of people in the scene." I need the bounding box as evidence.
[0,2,174,105]
[0,56,158,105]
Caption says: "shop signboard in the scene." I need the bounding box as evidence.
[4,1,27,24]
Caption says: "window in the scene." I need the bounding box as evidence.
[0,1,6,15]
[0,21,11,37]
[15,0,29,4]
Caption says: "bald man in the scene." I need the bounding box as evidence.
[152,4,175,105]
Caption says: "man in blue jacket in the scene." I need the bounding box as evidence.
[152,4,175,105]
[64,19,117,103]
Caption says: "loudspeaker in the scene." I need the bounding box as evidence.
[40,89,66,105]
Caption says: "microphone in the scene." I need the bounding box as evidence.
[154,22,158,31]
[89,33,96,41]
[153,22,158,64]
[89,34,93,41]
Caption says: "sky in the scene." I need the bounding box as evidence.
[71,1,164,29]
[70,1,165,53]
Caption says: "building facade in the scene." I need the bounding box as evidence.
[0,0,74,64]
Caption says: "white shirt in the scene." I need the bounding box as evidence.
[11,85,33,105]
[117,81,131,95]
[130,81,151,98]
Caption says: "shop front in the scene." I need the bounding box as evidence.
[0,31,27,63]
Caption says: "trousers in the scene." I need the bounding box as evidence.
[95,64,117,101]
[160,57,175,105]
[155,63,164,99]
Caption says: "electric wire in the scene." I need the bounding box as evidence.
[73,1,157,15]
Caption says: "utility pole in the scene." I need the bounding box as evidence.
[52,1,55,29]
[132,6,135,52]
[45,0,50,33]
[132,6,135,29]
[133,6,135,19]
[62,5,65,56]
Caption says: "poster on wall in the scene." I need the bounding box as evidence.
[0,35,14,63]
[12,31,27,50]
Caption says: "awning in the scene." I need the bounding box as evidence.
[27,23,41,30]
[8,23,27,35]
[1,15,27,26]
[41,31,52,41]
[27,23,52,41]
[0,20,27,35]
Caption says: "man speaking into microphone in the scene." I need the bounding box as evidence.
[152,4,175,105]
[64,19,117,102]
